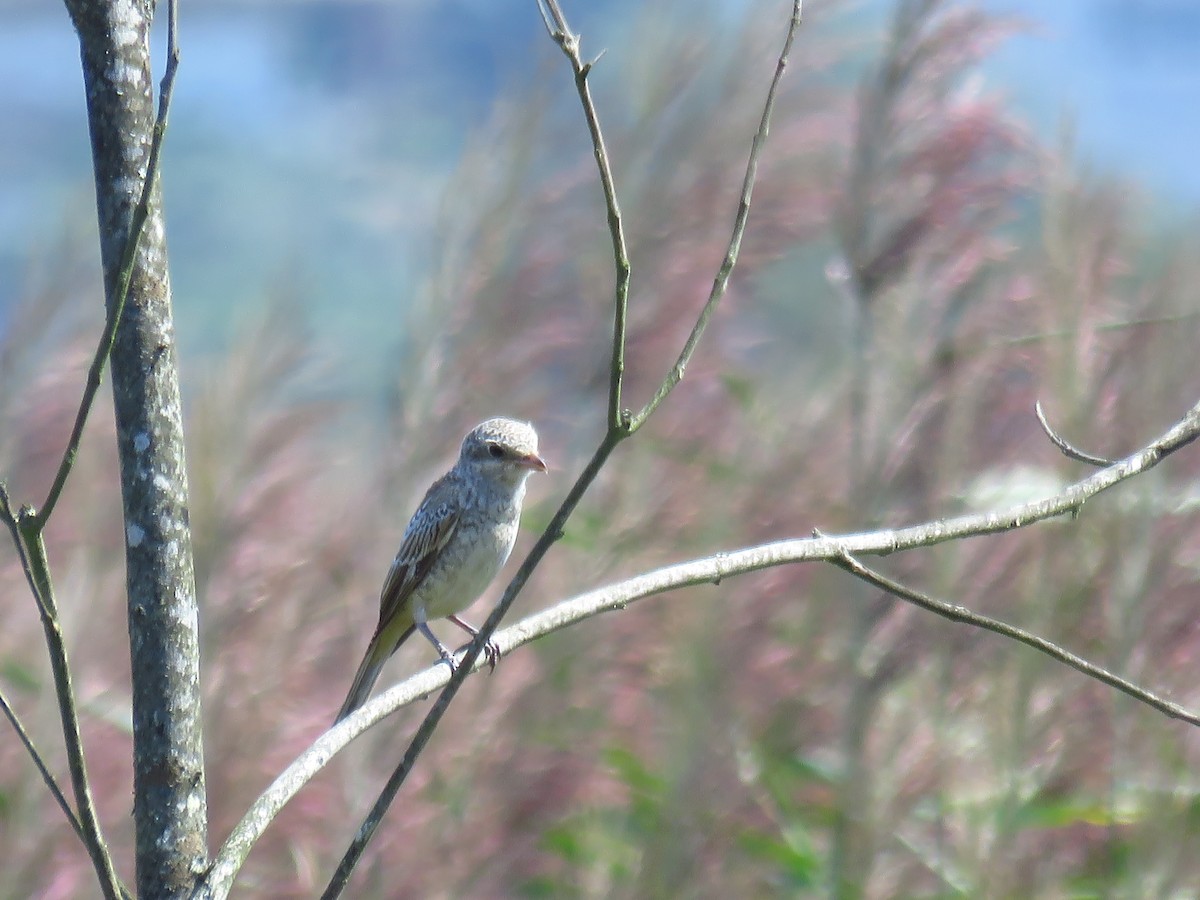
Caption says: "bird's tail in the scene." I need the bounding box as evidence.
[334,624,416,724]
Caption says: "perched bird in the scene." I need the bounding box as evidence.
[334,417,546,724]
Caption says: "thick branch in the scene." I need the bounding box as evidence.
[0,1,179,895]
[38,0,180,525]
[63,0,207,894]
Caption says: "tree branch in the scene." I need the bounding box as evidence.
[1035,399,1115,467]
[0,687,86,846]
[37,0,180,526]
[200,394,1200,897]
[0,1,181,894]
[629,0,804,432]
[0,483,53,622]
[62,0,206,893]
[537,0,632,432]
[0,495,127,900]
[823,543,1200,726]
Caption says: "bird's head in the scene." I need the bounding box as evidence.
[460,417,547,485]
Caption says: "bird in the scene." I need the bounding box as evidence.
[334,417,546,724]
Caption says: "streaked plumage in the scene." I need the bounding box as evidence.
[334,418,546,723]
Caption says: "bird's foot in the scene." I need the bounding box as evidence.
[452,637,502,673]
[447,615,502,673]
[481,638,502,672]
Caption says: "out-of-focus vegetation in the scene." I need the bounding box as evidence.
[3,0,1200,897]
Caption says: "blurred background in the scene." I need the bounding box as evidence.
[3,0,1200,896]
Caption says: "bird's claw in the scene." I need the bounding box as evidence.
[481,639,502,673]
[451,638,502,673]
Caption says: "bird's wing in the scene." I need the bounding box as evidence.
[374,473,461,636]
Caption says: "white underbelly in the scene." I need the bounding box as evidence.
[413,521,517,621]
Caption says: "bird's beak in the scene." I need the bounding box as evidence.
[518,453,548,473]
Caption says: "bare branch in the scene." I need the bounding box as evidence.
[537,0,631,432]
[629,0,804,432]
[0,487,129,900]
[200,394,1200,897]
[0,488,76,841]
[1035,400,1115,467]
[0,688,86,845]
[0,483,53,622]
[823,542,1200,726]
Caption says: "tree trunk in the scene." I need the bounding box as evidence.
[63,1,208,895]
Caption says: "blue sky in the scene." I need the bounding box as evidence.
[2,0,1198,389]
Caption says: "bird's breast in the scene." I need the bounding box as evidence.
[415,514,521,620]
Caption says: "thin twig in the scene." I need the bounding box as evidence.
[538,0,632,432]
[1035,400,1115,467]
[201,393,1200,897]
[824,543,1200,727]
[629,0,804,432]
[0,688,86,843]
[0,483,53,622]
[16,517,127,900]
[0,485,129,900]
[0,488,92,848]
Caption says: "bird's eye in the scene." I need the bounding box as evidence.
[487,443,505,459]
